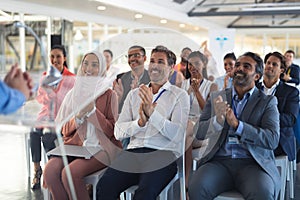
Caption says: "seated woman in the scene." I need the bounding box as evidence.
[43,50,122,200]
[181,51,218,197]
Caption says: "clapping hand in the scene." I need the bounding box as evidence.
[113,78,124,103]
[138,84,156,124]
[4,63,33,100]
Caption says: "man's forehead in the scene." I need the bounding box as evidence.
[128,48,141,53]
[237,56,256,64]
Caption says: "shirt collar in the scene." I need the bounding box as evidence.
[232,86,255,101]
[148,81,171,92]
[261,79,280,90]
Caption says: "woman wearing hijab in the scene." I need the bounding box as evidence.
[43,50,121,200]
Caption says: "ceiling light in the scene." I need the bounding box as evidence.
[194,27,200,31]
[160,19,167,24]
[134,13,143,19]
[97,6,106,11]
[74,29,83,41]
[179,23,186,28]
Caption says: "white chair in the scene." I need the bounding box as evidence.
[286,159,296,199]
[275,155,288,200]
[84,168,107,200]
[214,191,244,200]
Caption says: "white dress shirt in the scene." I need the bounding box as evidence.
[115,81,189,157]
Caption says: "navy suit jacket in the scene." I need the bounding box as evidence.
[195,87,281,197]
[284,63,300,85]
[258,81,299,161]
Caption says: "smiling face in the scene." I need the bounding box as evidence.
[264,55,283,80]
[233,56,260,87]
[224,57,236,77]
[127,48,146,72]
[148,51,171,84]
[50,48,66,72]
[188,56,204,79]
[81,53,100,76]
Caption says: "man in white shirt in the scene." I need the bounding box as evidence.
[96,46,189,200]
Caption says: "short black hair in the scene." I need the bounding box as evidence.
[241,52,263,79]
[103,49,113,58]
[151,45,173,66]
[129,45,146,56]
[224,52,236,61]
[285,50,295,56]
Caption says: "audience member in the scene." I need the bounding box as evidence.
[103,49,120,78]
[215,52,236,90]
[43,50,121,200]
[0,64,33,114]
[30,45,75,190]
[257,51,299,161]
[281,50,300,85]
[181,51,218,193]
[96,46,189,200]
[155,45,184,87]
[113,45,150,148]
[175,47,192,78]
[189,52,280,199]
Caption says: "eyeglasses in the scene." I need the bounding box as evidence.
[126,53,144,59]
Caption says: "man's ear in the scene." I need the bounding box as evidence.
[254,73,261,81]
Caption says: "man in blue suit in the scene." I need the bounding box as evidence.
[281,50,300,86]
[189,52,280,200]
[258,52,299,162]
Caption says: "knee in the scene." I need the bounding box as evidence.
[188,177,209,200]
[43,164,56,187]
[245,186,275,200]
[134,186,158,200]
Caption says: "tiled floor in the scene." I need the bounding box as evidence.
[0,124,299,200]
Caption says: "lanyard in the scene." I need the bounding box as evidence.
[153,89,166,103]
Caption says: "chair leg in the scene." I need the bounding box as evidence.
[93,184,96,200]
[289,161,294,199]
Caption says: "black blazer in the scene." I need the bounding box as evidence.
[258,81,299,161]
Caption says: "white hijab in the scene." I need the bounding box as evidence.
[56,50,113,127]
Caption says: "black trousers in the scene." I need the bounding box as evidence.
[96,148,177,200]
[30,128,57,162]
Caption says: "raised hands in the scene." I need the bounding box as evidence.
[113,78,124,103]
[138,84,156,126]
[4,63,33,100]
[214,95,239,129]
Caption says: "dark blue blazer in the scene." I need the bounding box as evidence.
[285,63,300,85]
[258,81,299,161]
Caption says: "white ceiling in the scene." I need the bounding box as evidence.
[0,0,299,36]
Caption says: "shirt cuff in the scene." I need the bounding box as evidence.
[213,116,224,131]
[235,121,243,136]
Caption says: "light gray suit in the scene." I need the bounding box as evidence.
[191,87,280,199]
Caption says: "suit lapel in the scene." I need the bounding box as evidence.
[240,87,261,122]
